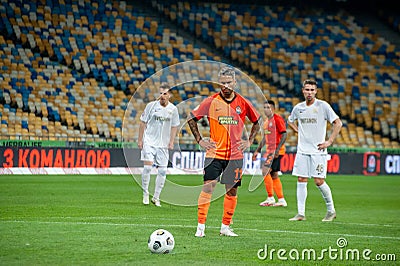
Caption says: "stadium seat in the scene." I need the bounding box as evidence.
[0,0,398,149]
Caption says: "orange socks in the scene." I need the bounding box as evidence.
[197,191,212,224]
[198,191,238,226]
[222,194,237,226]
[273,178,284,199]
[263,174,274,197]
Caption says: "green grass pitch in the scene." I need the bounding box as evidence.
[0,173,399,265]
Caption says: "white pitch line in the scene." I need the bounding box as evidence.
[28,216,400,228]
[41,216,196,222]
[333,221,400,228]
[1,220,399,240]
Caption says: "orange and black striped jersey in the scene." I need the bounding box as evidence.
[190,92,260,160]
[263,113,286,156]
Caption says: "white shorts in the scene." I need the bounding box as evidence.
[292,153,328,178]
[140,145,169,167]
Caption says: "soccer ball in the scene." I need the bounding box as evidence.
[147,229,175,254]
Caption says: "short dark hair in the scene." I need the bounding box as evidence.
[160,82,170,90]
[218,66,236,79]
[265,100,275,108]
[302,79,317,87]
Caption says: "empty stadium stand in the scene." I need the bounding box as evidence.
[0,0,398,149]
[150,0,400,148]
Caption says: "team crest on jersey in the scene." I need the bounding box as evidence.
[313,108,318,113]
[235,106,242,114]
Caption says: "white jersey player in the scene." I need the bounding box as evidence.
[287,79,342,222]
[138,83,180,207]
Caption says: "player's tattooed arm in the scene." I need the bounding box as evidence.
[187,118,202,143]
[248,118,261,144]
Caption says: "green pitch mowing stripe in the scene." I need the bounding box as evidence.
[0,174,399,265]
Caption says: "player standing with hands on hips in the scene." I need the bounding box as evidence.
[138,82,180,207]
[288,79,342,222]
[188,67,261,237]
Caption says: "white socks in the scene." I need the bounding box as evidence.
[142,166,167,200]
[153,167,167,200]
[197,223,205,230]
[296,182,307,216]
[297,181,335,216]
[141,165,152,196]
[317,182,335,213]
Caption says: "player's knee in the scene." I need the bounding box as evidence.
[158,167,167,177]
[314,178,325,186]
[298,177,308,182]
[143,165,152,175]
[226,187,237,196]
[202,180,216,194]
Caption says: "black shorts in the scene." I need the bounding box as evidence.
[264,154,282,173]
[203,158,243,187]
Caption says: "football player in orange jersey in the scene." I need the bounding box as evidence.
[252,100,287,207]
[188,66,261,237]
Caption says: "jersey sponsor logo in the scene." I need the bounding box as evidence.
[299,118,317,124]
[155,116,171,122]
[218,116,238,125]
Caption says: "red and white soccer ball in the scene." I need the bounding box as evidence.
[148,229,175,254]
